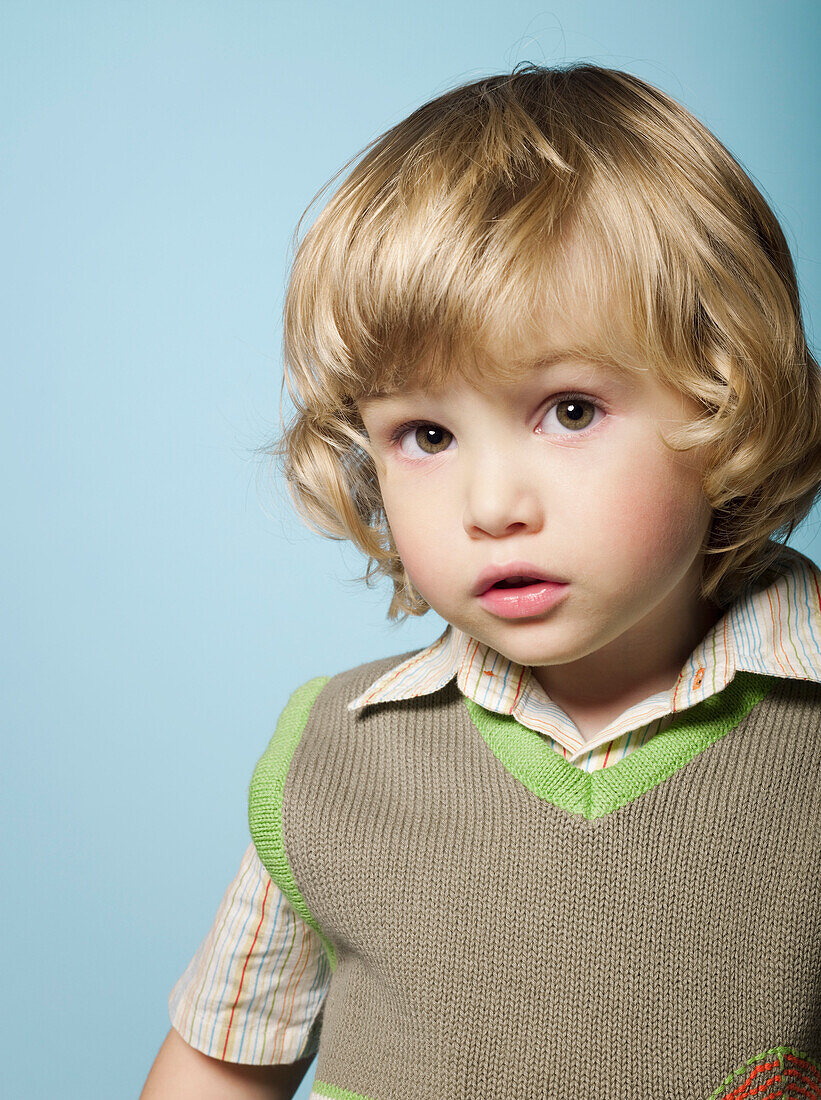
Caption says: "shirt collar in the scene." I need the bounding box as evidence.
[347,547,821,760]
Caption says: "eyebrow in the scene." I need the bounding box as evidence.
[363,351,633,400]
[525,350,631,373]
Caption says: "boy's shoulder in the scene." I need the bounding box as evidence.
[326,645,425,695]
[283,645,426,719]
[255,648,425,778]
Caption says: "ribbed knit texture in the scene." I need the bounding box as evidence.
[249,654,821,1100]
[248,675,335,966]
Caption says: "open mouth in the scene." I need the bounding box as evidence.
[490,576,544,589]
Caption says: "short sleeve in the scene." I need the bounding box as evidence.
[169,842,330,1064]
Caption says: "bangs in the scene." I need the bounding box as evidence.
[338,185,678,400]
[390,213,662,397]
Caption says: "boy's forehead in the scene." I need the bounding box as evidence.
[358,296,650,406]
[360,345,640,405]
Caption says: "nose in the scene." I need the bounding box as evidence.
[461,449,544,538]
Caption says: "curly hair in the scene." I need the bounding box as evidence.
[261,62,821,621]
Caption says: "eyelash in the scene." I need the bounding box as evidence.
[388,392,605,453]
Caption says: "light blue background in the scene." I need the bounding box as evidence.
[3,2,819,1097]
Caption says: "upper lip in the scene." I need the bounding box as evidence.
[472,561,567,596]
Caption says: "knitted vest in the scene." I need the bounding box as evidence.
[248,651,821,1100]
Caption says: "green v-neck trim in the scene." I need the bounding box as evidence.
[463,670,778,820]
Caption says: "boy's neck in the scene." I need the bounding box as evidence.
[529,589,724,742]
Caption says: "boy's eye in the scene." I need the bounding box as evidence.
[539,395,603,435]
[396,423,455,458]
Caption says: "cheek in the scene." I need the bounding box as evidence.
[598,460,711,577]
[391,528,430,585]
[381,483,448,585]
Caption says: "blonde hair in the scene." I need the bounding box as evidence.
[264,63,821,621]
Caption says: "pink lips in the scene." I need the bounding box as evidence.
[473,561,569,620]
[477,580,568,618]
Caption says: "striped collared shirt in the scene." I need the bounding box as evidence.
[169,546,821,1065]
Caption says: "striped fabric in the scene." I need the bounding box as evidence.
[169,545,821,1067]
[169,842,329,1063]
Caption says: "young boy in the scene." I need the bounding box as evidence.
[141,64,821,1100]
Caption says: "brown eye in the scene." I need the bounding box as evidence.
[399,424,454,457]
[416,425,452,453]
[555,399,595,430]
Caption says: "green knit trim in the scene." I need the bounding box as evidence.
[313,1082,373,1100]
[248,676,337,970]
[706,1045,821,1098]
[463,670,777,820]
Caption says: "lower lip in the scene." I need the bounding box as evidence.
[477,581,569,618]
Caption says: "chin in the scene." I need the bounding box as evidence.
[485,636,565,667]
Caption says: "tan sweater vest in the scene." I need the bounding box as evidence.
[249,650,821,1100]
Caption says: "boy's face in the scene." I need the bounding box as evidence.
[357,342,717,689]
